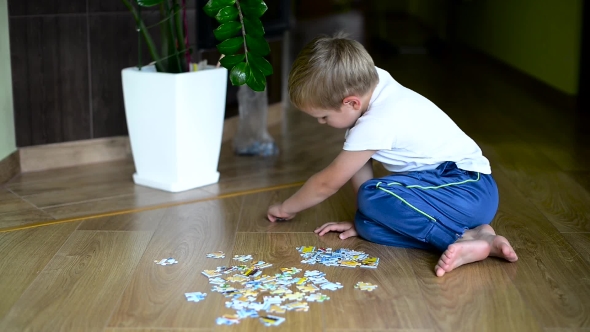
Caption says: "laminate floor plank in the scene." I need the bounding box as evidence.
[491,168,590,329]
[566,171,590,195]
[15,181,155,209]
[0,188,33,214]
[325,329,434,332]
[5,159,135,187]
[315,186,356,224]
[78,208,167,232]
[104,329,212,332]
[561,233,590,267]
[108,198,242,329]
[408,248,541,332]
[0,222,80,319]
[237,187,319,232]
[41,187,214,220]
[0,230,153,331]
[321,244,432,330]
[484,143,590,233]
[0,208,56,228]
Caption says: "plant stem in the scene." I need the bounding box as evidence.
[235,0,249,64]
[137,3,142,70]
[144,8,181,30]
[121,0,163,72]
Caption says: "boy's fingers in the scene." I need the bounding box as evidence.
[339,229,356,239]
[318,226,336,236]
[319,224,346,236]
[315,222,336,233]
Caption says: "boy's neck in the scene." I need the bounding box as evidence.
[360,85,376,115]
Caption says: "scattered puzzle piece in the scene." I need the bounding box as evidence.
[268,304,286,314]
[296,284,319,293]
[226,275,250,284]
[297,246,316,254]
[202,270,221,278]
[216,314,241,325]
[282,292,305,301]
[233,254,253,262]
[320,282,343,291]
[206,251,225,259]
[154,258,178,266]
[237,308,259,319]
[259,315,286,327]
[306,293,330,302]
[340,260,360,268]
[355,281,378,291]
[185,292,206,302]
[280,267,302,275]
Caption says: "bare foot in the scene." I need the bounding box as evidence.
[434,224,518,277]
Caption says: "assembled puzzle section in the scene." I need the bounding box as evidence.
[176,246,380,327]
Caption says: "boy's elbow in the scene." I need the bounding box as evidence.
[311,173,340,197]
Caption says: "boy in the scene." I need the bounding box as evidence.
[267,34,518,277]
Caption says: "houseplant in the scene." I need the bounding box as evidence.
[120,0,272,192]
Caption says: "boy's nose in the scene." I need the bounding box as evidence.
[317,118,326,124]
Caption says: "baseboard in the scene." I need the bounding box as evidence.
[17,102,284,173]
[0,150,20,185]
[19,137,133,173]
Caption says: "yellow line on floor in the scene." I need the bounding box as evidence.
[0,181,305,233]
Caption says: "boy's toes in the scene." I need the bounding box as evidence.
[435,264,446,277]
[441,251,452,265]
[502,245,518,262]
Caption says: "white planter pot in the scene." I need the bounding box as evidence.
[121,65,228,192]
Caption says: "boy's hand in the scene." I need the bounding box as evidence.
[314,222,358,240]
[267,204,296,222]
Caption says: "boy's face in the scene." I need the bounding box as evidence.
[302,103,362,129]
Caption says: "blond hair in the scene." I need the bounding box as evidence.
[288,33,379,110]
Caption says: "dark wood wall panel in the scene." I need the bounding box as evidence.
[10,16,90,146]
[8,0,86,16]
[89,13,142,138]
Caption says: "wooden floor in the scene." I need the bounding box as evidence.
[2,39,590,332]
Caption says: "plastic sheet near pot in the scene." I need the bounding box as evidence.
[233,85,279,157]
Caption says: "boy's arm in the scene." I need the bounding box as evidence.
[268,149,376,221]
[351,159,374,196]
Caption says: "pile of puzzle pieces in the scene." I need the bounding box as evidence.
[297,246,380,268]
[191,247,378,327]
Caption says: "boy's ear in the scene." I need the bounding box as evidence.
[342,96,363,111]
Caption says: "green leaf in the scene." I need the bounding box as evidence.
[203,0,236,17]
[136,0,165,7]
[217,37,243,55]
[213,21,242,41]
[245,35,270,56]
[247,53,272,76]
[230,62,249,86]
[220,54,246,70]
[247,66,266,91]
[239,0,268,18]
[243,17,264,37]
[215,6,239,23]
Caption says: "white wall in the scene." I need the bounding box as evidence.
[0,0,16,160]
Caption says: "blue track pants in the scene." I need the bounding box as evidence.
[354,161,499,252]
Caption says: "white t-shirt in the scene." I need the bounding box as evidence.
[343,67,491,174]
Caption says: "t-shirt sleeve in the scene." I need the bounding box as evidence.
[343,115,396,151]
